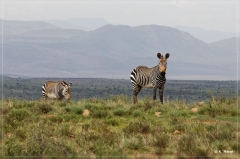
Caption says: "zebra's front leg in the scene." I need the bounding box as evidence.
[153,88,157,100]
[159,89,163,104]
[133,85,142,104]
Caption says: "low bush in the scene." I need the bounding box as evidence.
[123,120,152,135]
[152,133,169,155]
[113,108,128,116]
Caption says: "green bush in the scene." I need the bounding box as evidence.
[92,109,111,118]
[105,118,120,126]
[10,100,35,109]
[177,134,208,155]
[5,137,24,155]
[125,136,146,151]
[152,133,169,155]
[206,122,236,142]
[123,120,152,135]
[6,108,31,127]
[198,97,237,117]
[113,108,128,116]
[132,110,141,117]
[29,101,54,114]
[70,106,84,115]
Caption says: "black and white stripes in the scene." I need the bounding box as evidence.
[42,83,47,99]
[41,81,72,100]
[130,53,170,104]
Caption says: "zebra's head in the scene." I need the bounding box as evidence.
[61,81,72,100]
[157,53,170,74]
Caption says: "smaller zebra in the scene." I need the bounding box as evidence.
[130,53,170,104]
[42,81,72,100]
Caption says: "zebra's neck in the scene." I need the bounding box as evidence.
[154,66,165,78]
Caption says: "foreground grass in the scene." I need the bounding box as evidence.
[2,95,239,158]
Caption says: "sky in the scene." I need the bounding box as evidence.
[0,0,239,33]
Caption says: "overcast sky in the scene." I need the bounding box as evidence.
[0,0,239,32]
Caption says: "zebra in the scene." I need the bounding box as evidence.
[42,81,72,100]
[130,53,170,104]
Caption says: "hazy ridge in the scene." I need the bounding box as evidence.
[1,20,238,80]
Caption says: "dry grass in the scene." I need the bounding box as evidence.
[2,95,239,158]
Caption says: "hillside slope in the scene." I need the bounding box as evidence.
[1,22,237,79]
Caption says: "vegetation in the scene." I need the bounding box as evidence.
[1,77,237,102]
[2,95,239,158]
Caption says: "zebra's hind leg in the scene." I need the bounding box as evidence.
[133,85,142,104]
[159,89,163,104]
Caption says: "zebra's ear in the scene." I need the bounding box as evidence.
[157,53,161,59]
[61,81,67,86]
[165,53,170,59]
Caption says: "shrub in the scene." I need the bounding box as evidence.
[70,106,84,115]
[31,101,53,114]
[9,100,35,109]
[61,123,75,137]
[132,110,141,117]
[125,136,145,151]
[58,101,68,107]
[177,134,208,156]
[25,131,76,155]
[49,115,64,123]
[113,108,128,116]
[152,133,169,155]
[38,103,53,114]
[206,122,236,142]
[142,99,153,111]
[15,128,27,141]
[105,118,120,126]
[92,109,111,118]
[5,108,31,127]
[123,120,151,135]
[198,96,237,117]
[5,137,24,155]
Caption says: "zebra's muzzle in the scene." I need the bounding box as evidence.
[160,72,166,76]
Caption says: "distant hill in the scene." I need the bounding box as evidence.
[0,20,61,35]
[209,37,237,49]
[174,25,237,43]
[20,29,86,38]
[45,18,110,31]
[1,22,237,80]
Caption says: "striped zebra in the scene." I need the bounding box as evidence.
[42,81,72,100]
[130,53,170,104]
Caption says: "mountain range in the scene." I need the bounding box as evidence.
[1,20,238,80]
[175,25,238,43]
[45,18,110,31]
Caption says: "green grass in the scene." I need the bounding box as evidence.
[2,95,239,158]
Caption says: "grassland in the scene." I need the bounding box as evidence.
[2,95,239,158]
